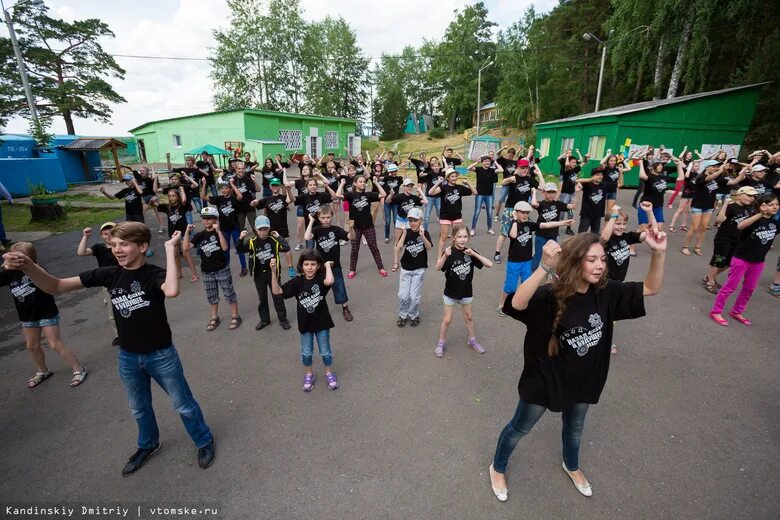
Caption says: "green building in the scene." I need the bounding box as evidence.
[129,109,360,164]
[534,83,766,187]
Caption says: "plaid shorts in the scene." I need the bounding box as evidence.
[202,266,237,305]
[499,209,514,236]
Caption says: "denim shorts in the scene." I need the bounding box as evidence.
[22,315,60,328]
[690,207,714,214]
[395,216,409,229]
[497,185,510,204]
[142,194,157,204]
[443,295,473,306]
[558,192,575,205]
[296,206,305,217]
[715,193,728,202]
[638,206,665,224]
[604,191,617,201]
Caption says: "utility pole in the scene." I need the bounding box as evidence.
[476,58,494,137]
[2,0,42,127]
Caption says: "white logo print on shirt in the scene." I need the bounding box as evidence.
[298,284,322,314]
[590,190,604,205]
[451,255,472,280]
[560,313,604,357]
[445,191,461,205]
[609,240,630,266]
[268,199,285,213]
[541,207,558,222]
[405,236,425,257]
[515,227,532,246]
[318,231,338,252]
[220,200,235,216]
[11,275,35,302]
[200,235,220,257]
[110,280,150,318]
[753,223,777,245]
[255,243,273,263]
[352,196,369,211]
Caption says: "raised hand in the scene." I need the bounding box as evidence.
[444,246,452,257]
[186,223,195,233]
[644,228,667,253]
[540,240,562,270]
[82,228,92,237]
[2,251,31,270]
[165,231,181,248]
[239,230,249,240]
[639,201,653,212]
[270,230,279,238]
[325,260,335,268]
[464,247,475,257]
[269,258,277,270]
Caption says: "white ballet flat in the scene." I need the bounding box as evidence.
[561,462,593,497]
[489,464,508,502]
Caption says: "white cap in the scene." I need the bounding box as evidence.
[402,178,414,186]
[407,207,423,220]
[200,206,219,218]
[544,182,558,192]
[751,164,768,172]
[513,201,533,212]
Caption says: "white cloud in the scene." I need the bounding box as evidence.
[3,0,552,137]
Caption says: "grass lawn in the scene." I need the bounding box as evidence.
[1,203,123,234]
[56,193,115,204]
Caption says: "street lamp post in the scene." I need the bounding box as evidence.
[2,0,43,127]
[476,58,494,137]
[582,30,613,113]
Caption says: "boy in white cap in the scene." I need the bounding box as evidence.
[387,177,428,254]
[530,182,575,269]
[237,215,291,330]
[394,207,433,327]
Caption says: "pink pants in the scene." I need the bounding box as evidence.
[668,180,685,206]
[711,257,765,315]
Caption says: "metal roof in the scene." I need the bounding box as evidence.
[474,102,497,112]
[128,109,357,133]
[59,138,128,151]
[536,82,770,126]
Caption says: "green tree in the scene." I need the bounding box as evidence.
[0,2,125,134]
[374,80,407,140]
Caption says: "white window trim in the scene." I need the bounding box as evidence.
[278,129,303,151]
[172,134,182,148]
[540,138,550,157]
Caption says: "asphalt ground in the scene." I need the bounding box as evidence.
[0,190,778,520]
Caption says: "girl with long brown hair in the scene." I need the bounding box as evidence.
[487,230,667,502]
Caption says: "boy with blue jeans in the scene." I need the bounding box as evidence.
[530,182,576,269]
[2,222,215,476]
[468,155,503,236]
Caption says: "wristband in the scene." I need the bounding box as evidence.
[610,213,619,219]
[540,263,555,276]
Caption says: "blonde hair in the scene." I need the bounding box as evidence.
[10,241,37,264]
[450,223,469,243]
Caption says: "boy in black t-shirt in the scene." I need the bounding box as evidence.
[576,168,606,233]
[77,221,119,343]
[2,223,215,475]
[494,159,544,264]
[201,177,248,276]
[394,207,433,327]
[530,182,577,269]
[252,178,296,278]
[237,215,291,331]
[183,206,242,332]
[100,175,155,258]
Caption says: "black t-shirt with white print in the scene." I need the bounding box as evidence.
[380,175,402,198]
[91,242,118,267]
[505,176,539,207]
[400,229,431,271]
[255,194,289,236]
[115,187,143,216]
[157,203,188,237]
[213,195,240,231]
[238,235,284,275]
[133,173,155,197]
[474,166,498,195]
[714,203,754,243]
[439,183,472,221]
[312,225,349,267]
[497,157,517,179]
[232,176,256,212]
[734,217,778,263]
[691,174,725,210]
[410,158,428,183]
[294,192,332,227]
[605,231,643,281]
[580,183,605,219]
[536,200,567,238]
[442,247,484,299]
[344,191,379,229]
[641,173,678,208]
[424,169,446,198]
[559,158,581,194]
[602,166,621,193]
[507,220,540,263]
[281,274,334,333]
[191,230,228,273]
[79,264,172,354]
[394,193,423,218]
[0,269,59,322]
[502,280,646,412]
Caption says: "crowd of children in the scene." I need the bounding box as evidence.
[1,143,777,486]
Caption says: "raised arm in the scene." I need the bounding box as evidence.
[429,177,444,196]
[303,216,316,241]
[323,261,335,287]
[466,161,479,171]
[99,186,117,200]
[510,241,560,311]
[1,253,84,294]
[76,228,94,256]
[642,228,667,296]
[160,233,181,297]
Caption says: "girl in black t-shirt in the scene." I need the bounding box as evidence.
[433,224,492,358]
[158,188,199,283]
[293,164,314,250]
[428,169,476,258]
[336,175,387,278]
[638,157,684,231]
[682,164,740,257]
[1,242,87,388]
[489,230,667,502]
[668,160,698,232]
[710,194,778,326]
[270,250,340,392]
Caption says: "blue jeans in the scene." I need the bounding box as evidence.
[224,228,247,269]
[331,266,348,305]
[185,211,193,225]
[493,399,589,473]
[424,197,441,229]
[118,345,213,449]
[532,235,556,270]
[207,184,218,198]
[472,194,494,230]
[191,197,203,212]
[384,202,398,239]
[300,329,332,367]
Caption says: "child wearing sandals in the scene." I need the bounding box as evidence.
[394,207,434,327]
[1,242,88,388]
[77,222,119,345]
[434,223,493,358]
[710,193,779,326]
[183,207,242,331]
[270,251,340,391]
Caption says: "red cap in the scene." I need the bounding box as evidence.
[517,158,530,167]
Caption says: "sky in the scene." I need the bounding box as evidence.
[2,0,557,136]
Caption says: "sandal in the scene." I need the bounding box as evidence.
[325,372,339,390]
[207,316,221,331]
[70,366,88,388]
[190,275,199,283]
[728,312,752,326]
[434,340,445,358]
[681,247,691,256]
[391,263,398,272]
[28,370,53,388]
[303,373,315,392]
[709,313,728,327]
[680,225,689,232]
[228,315,242,330]
[347,271,356,279]
[378,269,388,277]
[693,247,703,256]
[667,226,675,232]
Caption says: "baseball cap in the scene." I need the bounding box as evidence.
[407,207,423,220]
[513,201,533,212]
[269,178,282,186]
[544,182,558,192]
[216,179,229,187]
[387,163,399,173]
[444,167,457,175]
[200,206,219,218]
[402,178,414,186]
[699,159,719,170]
[122,174,133,181]
[736,186,758,196]
[517,158,530,168]
[255,215,271,229]
[728,158,739,164]
[751,164,768,172]
[100,222,116,232]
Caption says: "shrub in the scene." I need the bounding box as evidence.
[428,127,446,139]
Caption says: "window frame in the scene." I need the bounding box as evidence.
[560,137,574,154]
[587,135,606,158]
[172,134,182,148]
[278,129,303,151]
[539,137,550,157]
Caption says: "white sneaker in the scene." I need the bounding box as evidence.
[470,229,476,237]
[562,462,592,497]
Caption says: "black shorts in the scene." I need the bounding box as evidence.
[709,239,737,268]
[125,214,144,223]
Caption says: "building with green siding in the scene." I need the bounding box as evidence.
[128,109,360,165]
[534,83,767,187]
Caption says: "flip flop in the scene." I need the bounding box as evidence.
[190,275,200,283]
[228,315,242,330]
[709,313,728,327]
[694,247,703,256]
[391,263,398,273]
[347,271,356,279]
[728,312,752,326]
[681,247,691,256]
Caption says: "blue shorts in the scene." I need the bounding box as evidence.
[296,206,305,217]
[142,194,157,204]
[497,185,510,204]
[715,193,728,202]
[503,260,533,294]
[442,295,473,306]
[395,216,409,229]
[605,191,617,200]
[21,315,60,328]
[690,207,714,214]
[638,206,665,224]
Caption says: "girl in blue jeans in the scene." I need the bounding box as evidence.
[490,230,667,502]
[271,250,340,392]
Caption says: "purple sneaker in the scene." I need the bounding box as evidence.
[468,338,485,354]
[303,373,315,392]
[434,341,445,358]
[325,372,339,390]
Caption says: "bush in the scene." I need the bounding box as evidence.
[428,127,446,139]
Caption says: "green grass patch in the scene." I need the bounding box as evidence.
[2,203,123,233]
[56,193,113,204]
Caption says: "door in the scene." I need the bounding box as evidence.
[309,136,319,158]
[137,139,147,163]
[347,134,361,157]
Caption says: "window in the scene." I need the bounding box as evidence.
[172,134,182,148]
[560,137,574,154]
[324,131,338,149]
[587,135,606,158]
[540,138,550,157]
[278,130,302,150]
